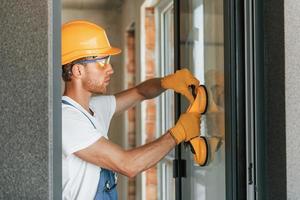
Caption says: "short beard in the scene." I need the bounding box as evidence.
[84,79,107,94]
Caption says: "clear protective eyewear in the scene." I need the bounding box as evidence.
[74,56,111,68]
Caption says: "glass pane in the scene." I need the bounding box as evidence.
[180,0,225,199]
[162,4,175,134]
[157,3,176,200]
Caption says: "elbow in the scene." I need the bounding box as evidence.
[122,163,140,178]
[119,153,140,178]
[124,170,138,179]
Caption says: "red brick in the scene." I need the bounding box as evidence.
[146,122,155,135]
[128,109,135,121]
[146,168,157,185]
[146,185,157,200]
[128,132,135,146]
[126,28,137,200]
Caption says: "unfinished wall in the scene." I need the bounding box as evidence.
[120,1,143,199]
[125,28,137,200]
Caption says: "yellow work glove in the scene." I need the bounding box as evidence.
[169,112,201,144]
[161,68,200,104]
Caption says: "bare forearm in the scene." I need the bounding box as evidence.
[124,131,176,177]
[136,78,166,100]
[114,78,166,114]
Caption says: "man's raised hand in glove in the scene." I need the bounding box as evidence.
[169,112,201,144]
[161,68,199,104]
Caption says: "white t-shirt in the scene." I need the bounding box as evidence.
[62,95,116,200]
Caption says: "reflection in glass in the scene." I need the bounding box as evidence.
[157,2,176,200]
[180,0,225,199]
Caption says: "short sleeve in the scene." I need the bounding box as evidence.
[89,95,116,129]
[62,107,104,157]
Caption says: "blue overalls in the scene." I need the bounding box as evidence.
[62,100,118,200]
[94,168,118,200]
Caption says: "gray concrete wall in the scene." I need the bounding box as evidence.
[0,0,60,199]
[264,0,300,199]
[285,1,300,199]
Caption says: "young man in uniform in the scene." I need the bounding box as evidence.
[62,20,201,200]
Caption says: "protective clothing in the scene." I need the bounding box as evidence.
[94,168,118,200]
[62,20,121,65]
[169,112,201,144]
[161,68,200,103]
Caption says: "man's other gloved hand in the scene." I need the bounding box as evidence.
[161,68,200,104]
[169,112,201,144]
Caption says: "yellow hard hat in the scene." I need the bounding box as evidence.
[62,20,121,65]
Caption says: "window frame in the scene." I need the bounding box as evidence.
[155,1,176,199]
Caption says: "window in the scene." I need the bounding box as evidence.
[156,1,175,200]
[140,0,174,199]
[179,0,226,199]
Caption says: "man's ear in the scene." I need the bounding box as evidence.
[71,64,84,78]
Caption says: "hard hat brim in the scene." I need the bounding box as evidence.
[62,46,121,65]
[103,46,122,56]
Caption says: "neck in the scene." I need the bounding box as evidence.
[63,82,92,114]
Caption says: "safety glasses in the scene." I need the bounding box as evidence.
[73,56,111,68]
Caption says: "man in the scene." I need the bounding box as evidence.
[62,20,201,200]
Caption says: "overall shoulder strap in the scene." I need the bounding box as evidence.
[62,100,96,129]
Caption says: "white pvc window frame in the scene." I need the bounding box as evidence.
[140,0,176,199]
[156,1,175,200]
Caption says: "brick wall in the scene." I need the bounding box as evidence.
[126,29,136,200]
[125,6,159,199]
[144,7,158,200]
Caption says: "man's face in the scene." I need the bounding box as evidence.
[81,56,114,94]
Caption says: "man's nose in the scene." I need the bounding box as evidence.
[106,64,114,75]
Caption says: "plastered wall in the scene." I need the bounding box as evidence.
[264,0,300,199]
[0,0,57,198]
[285,0,300,199]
